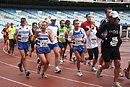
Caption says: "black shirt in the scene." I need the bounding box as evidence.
[96,21,122,48]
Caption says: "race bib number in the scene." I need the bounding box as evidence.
[75,38,82,45]
[21,34,28,42]
[110,37,118,46]
[11,33,14,37]
[53,35,57,40]
[59,33,64,39]
[40,40,48,47]
[90,36,97,43]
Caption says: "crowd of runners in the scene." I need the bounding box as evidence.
[1,7,130,87]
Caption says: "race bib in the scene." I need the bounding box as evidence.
[75,38,82,45]
[40,40,48,47]
[90,36,97,43]
[59,33,64,39]
[110,37,118,46]
[21,34,28,42]
[11,33,14,37]
[53,35,57,40]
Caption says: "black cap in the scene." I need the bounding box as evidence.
[21,18,26,22]
[65,20,70,24]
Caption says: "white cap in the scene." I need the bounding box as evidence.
[109,11,119,18]
[51,16,57,20]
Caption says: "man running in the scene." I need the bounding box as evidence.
[58,20,68,64]
[96,11,122,87]
[1,24,7,47]
[6,23,16,55]
[35,21,53,78]
[47,16,61,73]
[124,60,130,79]
[65,20,73,61]
[85,20,99,72]
[68,19,86,76]
[14,18,32,77]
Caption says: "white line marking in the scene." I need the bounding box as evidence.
[0,61,104,87]
[0,76,33,87]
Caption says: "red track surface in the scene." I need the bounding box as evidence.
[0,40,130,87]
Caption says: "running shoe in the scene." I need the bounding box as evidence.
[73,56,76,65]
[41,72,47,78]
[64,54,67,59]
[119,72,124,77]
[77,71,83,77]
[37,58,40,64]
[25,71,30,77]
[69,57,73,62]
[18,63,23,72]
[96,65,102,78]
[91,67,97,72]
[84,56,87,65]
[55,67,61,73]
[88,61,92,66]
[8,50,10,54]
[59,60,63,65]
[110,61,114,68]
[112,82,122,87]
[37,64,41,74]
[123,68,130,79]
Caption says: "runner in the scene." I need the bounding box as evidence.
[35,21,53,78]
[14,18,32,77]
[29,22,37,57]
[99,7,114,69]
[6,23,10,52]
[47,16,61,73]
[80,14,92,66]
[6,23,16,55]
[65,20,73,61]
[84,20,99,72]
[1,24,8,47]
[124,60,130,79]
[96,11,122,87]
[68,19,86,76]
[58,20,68,64]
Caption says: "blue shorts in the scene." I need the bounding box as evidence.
[72,45,84,54]
[48,43,59,50]
[36,47,50,54]
[18,41,29,52]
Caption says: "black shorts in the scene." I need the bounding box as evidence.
[101,47,121,62]
[4,35,6,39]
[66,39,72,44]
[87,47,99,60]
[9,39,16,48]
[58,42,66,49]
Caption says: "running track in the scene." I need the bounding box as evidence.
[0,40,130,87]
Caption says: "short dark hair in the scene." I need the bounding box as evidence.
[105,7,112,13]
[42,21,48,25]
[65,20,70,24]
[73,19,79,24]
[86,14,90,18]
[32,22,37,26]
[60,20,64,24]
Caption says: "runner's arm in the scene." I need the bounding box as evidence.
[48,30,53,42]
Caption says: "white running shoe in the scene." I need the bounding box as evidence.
[96,65,102,78]
[55,67,61,73]
[112,82,122,87]
[91,67,97,72]
[119,72,124,77]
[77,71,83,77]
[123,68,130,79]
[59,60,63,65]
[110,62,114,68]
